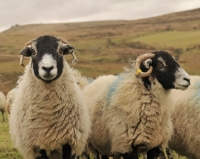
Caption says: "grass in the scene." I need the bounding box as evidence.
[131,30,200,49]
[0,114,23,159]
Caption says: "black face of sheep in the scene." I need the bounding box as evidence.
[138,51,190,90]
[20,35,75,82]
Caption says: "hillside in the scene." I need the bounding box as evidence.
[0,8,200,94]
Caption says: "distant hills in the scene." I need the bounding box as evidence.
[0,8,200,94]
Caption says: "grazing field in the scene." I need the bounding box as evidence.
[0,115,23,159]
[1,7,200,159]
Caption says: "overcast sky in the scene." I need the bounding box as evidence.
[0,0,200,32]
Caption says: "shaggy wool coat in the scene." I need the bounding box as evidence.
[169,75,200,159]
[5,88,17,114]
[83,71,173,156]
[9,60,90,159]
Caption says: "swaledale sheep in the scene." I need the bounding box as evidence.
[82,51,190,159]
[0,91,6,121]
[9,35,90,159]
[168,75,200,159]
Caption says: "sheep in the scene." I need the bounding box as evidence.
[72,69,93,89]
[168,75,200,159]
[5,76,22,114]
[9,35,90,159]
[5,88,17,114]
[5,76,23,114]
[0,91,6,121]
[82,51,190,159]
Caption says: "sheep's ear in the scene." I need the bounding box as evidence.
[20,47,32,57]
[61,45,75,55]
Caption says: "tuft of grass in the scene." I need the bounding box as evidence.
[0,114,23,159]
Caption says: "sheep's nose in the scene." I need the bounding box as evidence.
[183,77,190,85]
[184,77,190,83]
[42,66,54,74]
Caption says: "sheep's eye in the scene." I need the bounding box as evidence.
[157,62,163,68]
[59,50,63,54]
[32,49,36,56]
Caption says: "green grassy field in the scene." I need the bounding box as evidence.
[0,115,23,159]
[131,30,200,48]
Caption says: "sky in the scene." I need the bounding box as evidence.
[0,0,200,32]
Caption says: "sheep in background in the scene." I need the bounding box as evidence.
[72,69,93,89]
[0,91,6,121]
[5,76,23,114]
[83,51,190,159]
[5,88,17,114]
[5,76,32,114]
[9,35,90,159]
[168,75,200,159]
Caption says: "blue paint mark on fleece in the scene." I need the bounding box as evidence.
[106,75,123,102]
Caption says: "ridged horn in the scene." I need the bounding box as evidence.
[24,39,35,47]
[57,37,77,63]
[57,37,69,44]
[135,53,155,77]
[20,55,25,67]
[20,39,35,67]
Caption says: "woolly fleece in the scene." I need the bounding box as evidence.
[83,71,173,156]
[9,60,90,159]
[169,75,200,159]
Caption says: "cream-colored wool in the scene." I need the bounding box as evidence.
[169,75,200,159]
[83,71,174,156]
[72,69,93,89]
[5,88,17,114]
[9,60,90,159]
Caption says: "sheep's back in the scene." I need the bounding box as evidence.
[5,88,16,113]
[169,75,200,159]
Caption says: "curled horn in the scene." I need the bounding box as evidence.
[57,37,69,44]
[57,37,78,64]
[135,53,155,77]
[20,39,35,67]
[20,55,25,67]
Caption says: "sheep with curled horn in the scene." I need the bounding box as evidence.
[82,51,190,159]
[9,35,90,159]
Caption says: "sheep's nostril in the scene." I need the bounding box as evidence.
[49,66,54,71]
[42,66,54,73]
[184,77,190,84]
